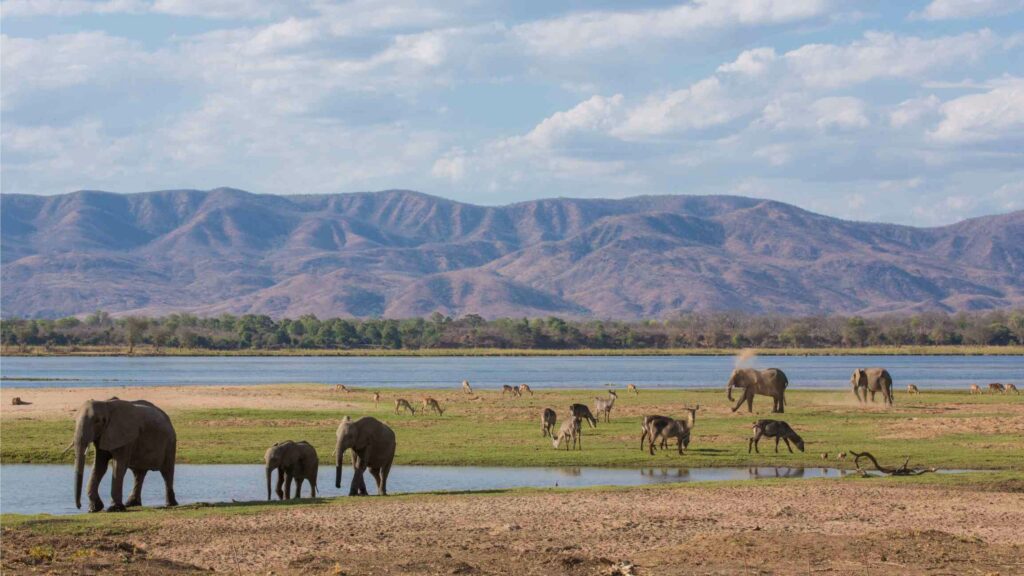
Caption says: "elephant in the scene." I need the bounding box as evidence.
[851,368,893,406]
[335,416,396,496]
[727,368,788,413]
[264,440,319,500]
[72,398,177,512]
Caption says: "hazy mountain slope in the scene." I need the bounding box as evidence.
[2,188,1021,318]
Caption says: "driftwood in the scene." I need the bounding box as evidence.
[850,451,936,476]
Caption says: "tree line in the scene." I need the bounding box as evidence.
[2,309,1023,351]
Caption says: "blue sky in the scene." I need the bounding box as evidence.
[2,0,1022,225]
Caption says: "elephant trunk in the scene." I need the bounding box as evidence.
[266,465,273,501]
[73,416,91,509]
[726,378,736,402]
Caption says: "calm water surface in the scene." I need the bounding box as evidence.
[1,355,1020,389]
[0,464,864,516]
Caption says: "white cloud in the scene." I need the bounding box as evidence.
[1,0,146,17]
[614,78,753,139]
[522,94,624,148]
[514,0,829,56]
[912,0,1024,20]
[759,95,869,131]
[151,0,287,19]
[783,30,997,88]
[889,95,942,128]
[717,47,777,76]
[931,78,1024,142]
[431,152,467,181]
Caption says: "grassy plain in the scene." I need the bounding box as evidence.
[3,384,1022,470]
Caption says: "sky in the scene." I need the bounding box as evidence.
[1,0,1023,226]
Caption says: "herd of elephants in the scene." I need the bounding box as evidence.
[68,366,1018,513]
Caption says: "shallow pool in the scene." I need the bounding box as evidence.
[0,464,875,515]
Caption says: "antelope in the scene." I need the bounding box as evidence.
[552,417,581,450]
[541,408,557,437]
[647,418,690,455]
[970,384,981,395]
[627,384,638,395]
[334,384,350,393]
[748,420,805,454]
[641,406,698,453]
[394,398,416,415]
[569,404,598,428]
[594,394,616,423]
[422,397,445,416]
[372,391,380,406]
[1005,383,1019,395]
[462,380,473,394]
[989,383,1006,394]
[518,384,534,396]
[607,390,618,399]
[906,384,920,394]
[502,384,520,397]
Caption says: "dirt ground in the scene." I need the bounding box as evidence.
[4,479,1023,575]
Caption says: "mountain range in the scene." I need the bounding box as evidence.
[2,188,1022,319]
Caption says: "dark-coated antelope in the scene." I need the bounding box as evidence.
[748,420,805,454]
[569,403,598,428]
[541,408,557,437]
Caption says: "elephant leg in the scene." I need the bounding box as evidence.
[275,468,285,500]
[369,467,383,495]
[381,463,391,496]
[88,451,111,513]
[160,465,178,507]
[775,396,784,413]
[854,387,862,403]
[869,390,876,403]
[294,477,304,499]
[746,393,754,413]
[126,468,147,507]
[284,473,293,499]
[107,455,130,512]
[349,467,365,496]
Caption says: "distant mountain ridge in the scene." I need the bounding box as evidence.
[2,188,1022,319]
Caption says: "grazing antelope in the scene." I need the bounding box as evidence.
[748,420,805,454]
[372,391,380,406]
[569,404,598,428]
[552,417,581,450]
[593,394,616,423]
[906,384,920,394]
[334,384,350,393]
[518,384,534,396]
[394,398,416,415]
[648,419,690,455]
[462,380,473,394]
[641,406,698,453]
[541,408,557,437]
[627,384,638,395]
[422,397,445,416]
[1005,383,1019,395]
[970,384,981,395]
[502,384,520,397]
[989,383,1006,394]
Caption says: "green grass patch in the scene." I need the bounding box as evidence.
[3,387,1022,470]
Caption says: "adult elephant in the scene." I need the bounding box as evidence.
[335,416,396,496]
[265,440,319,500]
[851,368,893,406]
[72,398,177,512]
[727,368,788,413]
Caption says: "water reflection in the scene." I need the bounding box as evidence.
[640,468,690,478]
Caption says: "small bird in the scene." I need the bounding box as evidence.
[821,452,828,460]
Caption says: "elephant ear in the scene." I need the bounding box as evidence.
[98,401,143,452]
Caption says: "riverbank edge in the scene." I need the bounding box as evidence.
[3,345,1023,357]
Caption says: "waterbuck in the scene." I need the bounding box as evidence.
[569,404,598,428]
[541,408,557,437]
[552,417,581,450]
[593,394,616,423]
[748,419,805,454]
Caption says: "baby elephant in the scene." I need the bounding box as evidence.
[748,420,805,454]
[541,408,557,437]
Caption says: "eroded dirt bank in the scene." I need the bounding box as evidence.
[4,478,1023,575]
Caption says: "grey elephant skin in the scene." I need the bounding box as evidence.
[727,368,788,413]
[72,398,177,512]
[335,416,396,496]
[851,368,894,406]
[265,440,319,500]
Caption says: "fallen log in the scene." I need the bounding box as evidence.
[849,451,936,476]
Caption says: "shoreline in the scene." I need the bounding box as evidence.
[3,344,1023,357]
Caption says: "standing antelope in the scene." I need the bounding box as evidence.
[518,384,534,396]
[422,397,445,416]
[552,417,581,450]
[394,398,416,415]
[906,384,920,394]
[541,408,557,437]
[627,384,638,395]
[372,392,381,406]
[1005,383,1019,395]
[569,404,598,428]
[502,384,520,397]
[462,380,473,394]
[970,384,981,395]
[989,383,1006,394]
[593,394,616,423]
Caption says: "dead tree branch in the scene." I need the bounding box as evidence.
[849,451,936,476]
